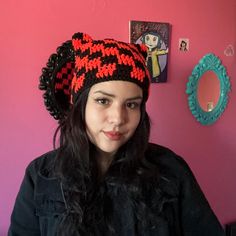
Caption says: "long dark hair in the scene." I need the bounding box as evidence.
[53,87,151,235]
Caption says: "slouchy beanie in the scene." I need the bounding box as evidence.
[39,32,150,120]
[71,32,150,104]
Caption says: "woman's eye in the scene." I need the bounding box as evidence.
[95,98,110,105]
[126,102,140,109]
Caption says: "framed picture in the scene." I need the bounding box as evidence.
[179,38,189,52]
[129,20,170,83]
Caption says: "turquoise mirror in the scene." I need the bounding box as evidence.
[186,53,231,125]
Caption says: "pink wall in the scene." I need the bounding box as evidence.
[1,0,235,234]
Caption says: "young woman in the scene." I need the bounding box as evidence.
[8,32,225,236]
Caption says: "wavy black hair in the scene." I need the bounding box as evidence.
[53,86,152,235]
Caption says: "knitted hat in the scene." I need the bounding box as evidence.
[39,40,75,120]
[39,32,150,121]
[71,32,150,105]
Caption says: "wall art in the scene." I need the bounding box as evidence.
[129,20,170,83]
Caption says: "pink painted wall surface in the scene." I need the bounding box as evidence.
[1,0,235,234]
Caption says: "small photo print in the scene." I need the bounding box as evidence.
[129,20,170,83]
[179,38,189,52]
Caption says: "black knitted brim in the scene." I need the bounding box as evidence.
[39,40,75,120]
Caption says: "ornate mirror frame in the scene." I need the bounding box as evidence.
[186,53,231,125]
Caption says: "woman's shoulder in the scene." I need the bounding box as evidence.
[146,143,193,179]
[144,143,198,198]
[26,149,58,179]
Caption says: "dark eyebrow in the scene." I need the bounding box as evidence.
[93,91,115,98]
[126,96,143,101]
[93,90,143,101]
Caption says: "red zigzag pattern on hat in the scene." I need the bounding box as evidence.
[72,41,147,93]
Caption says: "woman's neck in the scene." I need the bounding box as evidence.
[96,149,115,176]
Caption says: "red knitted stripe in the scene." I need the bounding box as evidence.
[102,46,119,57]
[87,58,102,71]
[72,39,92,52]
[96,63,116,78]
[131,67,146,82]
[75,56,89,70]
[71,74,85,93]
[103,39,116,44]
[83,33,92,42]
[118,54,135,66]
[72,39,82,50]
[89,43,104,54]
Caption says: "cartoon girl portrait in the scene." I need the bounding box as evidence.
[140,31,169,83]
[179,39,188,52]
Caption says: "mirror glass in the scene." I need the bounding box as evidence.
[197,71,220,112]
[186,53,231,125]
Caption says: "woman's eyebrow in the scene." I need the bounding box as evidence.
[126,96,143,101]
[93,90,143,101]
[93,90,115,97]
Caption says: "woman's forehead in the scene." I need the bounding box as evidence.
[89,81,143,97]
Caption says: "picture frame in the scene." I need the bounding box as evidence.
[129,20,170,83]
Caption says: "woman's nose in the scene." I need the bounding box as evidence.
[108,105,127,126]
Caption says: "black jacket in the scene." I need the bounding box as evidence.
[8,144,225,235]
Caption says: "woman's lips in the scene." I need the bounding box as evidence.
[103,131,123,141]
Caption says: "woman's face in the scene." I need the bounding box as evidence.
[85,81,143,156]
